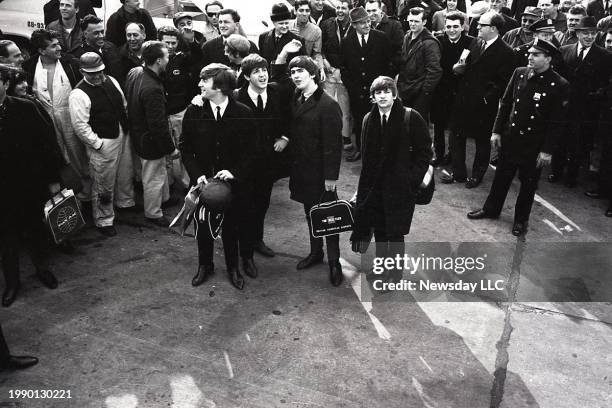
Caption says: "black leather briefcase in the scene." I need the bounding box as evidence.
[309,191,354,238]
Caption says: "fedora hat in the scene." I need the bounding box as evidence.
[575,16,597,30]
[270,3,293,22]
[349,7,369,23]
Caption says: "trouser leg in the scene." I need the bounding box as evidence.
[89,137,121,227]
[1,230,20,289]
[483,159,518,216]
[472,133,492,180]
[514,163,542,223]
[303,203,324,255]
[167,110,190,189]
[114,131,136,208]
[349,94,371,152]
[196,222,214,268]
[450,131,468,179]
[141,157,169,219]
[252,176,274,242]
[433,123,446,159]
[0,325,10,362]
[221,209,239,269]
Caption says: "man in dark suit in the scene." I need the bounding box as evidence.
[467,40,570,236]
[288,56,344,286]
[365,0,405,69]
[341,6,393,161]
[201,9,259,68]
[549,16,612,186]
[233,54,292,258]
[0,65,64,307]
[259,3,307,68]
[586,0,612,23]
[105,0,157,48]
[180,64,255,290]
[432,11,475,166]
[442,11,515,188]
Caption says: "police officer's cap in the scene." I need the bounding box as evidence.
[528,19,555,32]
[528,38,558,57]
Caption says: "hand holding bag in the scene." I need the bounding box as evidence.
[309,189,354,238]
[44,189,86,244]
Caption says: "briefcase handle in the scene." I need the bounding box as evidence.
[51,189,69,206]
[318,187,339,205]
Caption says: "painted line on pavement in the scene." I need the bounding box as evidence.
[340,258,392,341]
[223,351,234,379]
[489,164,582,232]
[412,377,438,408]
[542,219,564,235]
[419,356,434,373]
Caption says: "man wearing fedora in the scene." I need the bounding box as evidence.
[467,40,570,236]
[341,6,393,162]
[260,3,307,68]
[69,52,135,237]
[549,16,612,187]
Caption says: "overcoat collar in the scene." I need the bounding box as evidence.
[293,86,324,118]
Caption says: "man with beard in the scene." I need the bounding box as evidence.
[502,6,542,48]
[201,9,258,67]
[106,0,157,48]
[71,15,123,83]
[431,11,474,166]
[467,40,569,236]
[260,3,307,68]
[125,41,180,226]
[233,54,291,258]
[118,22,146,86]
[47,0,84,54]
[180,64,255,290]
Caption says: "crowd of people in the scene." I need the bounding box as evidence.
[0,0,611,370]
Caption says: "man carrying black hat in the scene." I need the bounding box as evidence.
[550,16,612,187]
[259,3,307,68]
[467,39,570,236]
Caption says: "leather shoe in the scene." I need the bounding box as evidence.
[297,251,324,270]
[253,240,275,257]
[585,190,604,199]
[242,258,258,278]
[465,177,482,189]
[2,285,20,307]
[97,226,117,237]
[329,260,344,287]
[192,265,214,287]
[227,267,245,290]
[0,355,38,370]
[346,151,361,162]
[467,209,498,220]
[512,222,528,236]
[605,207,612,217]
[440,173,466,184]
[145,216,170,227]
[36,269,58,289]
[547,174,559,183]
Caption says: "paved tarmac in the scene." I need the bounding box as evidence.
[1,143,611,407]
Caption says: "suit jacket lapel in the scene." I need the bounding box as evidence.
[293,88,319,118]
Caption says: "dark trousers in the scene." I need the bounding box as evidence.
[304,200,340,262]
[551,115,596,182]
[0,324,10,362]
[1,218,49,290]
[196,208,241,269]
[483,156,542,223]
[450,130,491,180]
[433,124,450,160]
[249,174,275,243]
[349,93,372,152]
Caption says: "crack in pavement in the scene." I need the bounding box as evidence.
[490,239,526,408]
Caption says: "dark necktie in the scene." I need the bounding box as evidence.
[257,94,264,112]
[578,47,585,61]
[216,106,221,121]
[361,34,366,47]
[382,114,387,134]
[299,94,306,105]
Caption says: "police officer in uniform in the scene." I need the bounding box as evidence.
[513,19,566,77]
[467,40,570,236]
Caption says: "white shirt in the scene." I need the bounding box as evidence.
[577,44,591,59]
[359,33,370,47]
[379,110,389,126]
[247,86,267,109]
[69,76,127,150]
[32,58,71,111]
[210,97,229,119]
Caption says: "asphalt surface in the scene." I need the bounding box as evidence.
[0,143,611,407]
